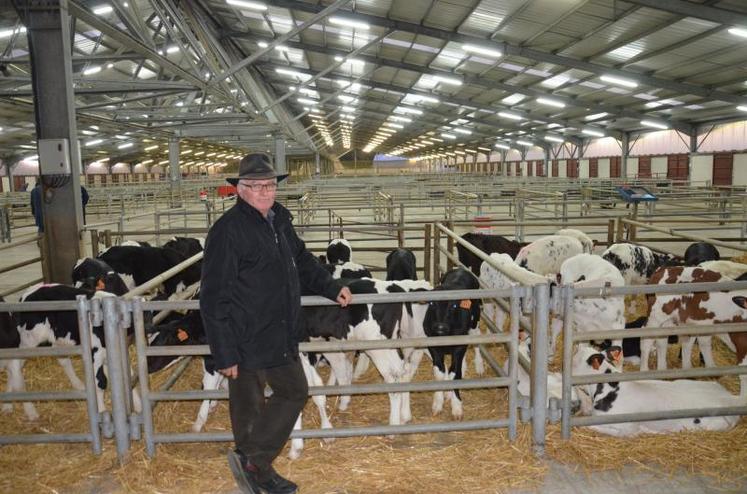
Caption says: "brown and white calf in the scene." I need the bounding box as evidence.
[644,266,747,371]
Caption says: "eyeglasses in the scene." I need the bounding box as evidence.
[240,182,278,192]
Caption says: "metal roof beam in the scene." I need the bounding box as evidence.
[622,0,747,26]
[260,0,747,105]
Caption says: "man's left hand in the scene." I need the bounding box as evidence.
[337,286,353,307]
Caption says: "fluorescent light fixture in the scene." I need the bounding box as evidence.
[341,105,356,113]
[83,66,102,75]
[334,55,365,66]
[166,46,180,54]
[226,0,268,11]
[385,122,404,129]
[536,97,565,108]
[107,63,114,69]
[85,139,103,147]
[582,128,605,137]
[498,111,523,120]
[454,150,466,155]
[0,27,26,39]
[92,5,113,15]
[728,27,747,38]
[329,17,369,30]
[516,140,533,147]
[432,75,462,86]
[453,128,471,135]
[737,106,747,112]
[275,68,306,78]
[389,115,412,122]
[585,112,608,121]
[117,142,133,149]
[395,107,423,115]
[441,133,456,139]
[495,143,510,150]
[297,97,318,105]
[544,135,564,143]
[407,94,439,104]
[600,75,638,88]
[258,41,269,48]
[477,146,491,152]
[461,44,502,58]
[141,160,153,165]
[144,145,159,151]
[641,119,669,130]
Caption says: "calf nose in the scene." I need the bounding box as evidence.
[432,322,450,337]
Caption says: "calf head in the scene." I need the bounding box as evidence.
[73,258,129,295]
[423,289,478,338]
[146,312,205,373]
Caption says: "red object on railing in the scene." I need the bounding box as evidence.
[217,185,237,198]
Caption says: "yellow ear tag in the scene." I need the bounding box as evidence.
[459,300,472,310]
[177,328,189,342]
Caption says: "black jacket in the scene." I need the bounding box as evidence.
[200,198,342,370]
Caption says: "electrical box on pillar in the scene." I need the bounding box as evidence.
[38,138,72,175]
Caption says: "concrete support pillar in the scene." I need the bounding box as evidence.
[274,135,287,176]
[621,132,630,178]
[688,131,698,179]
[168,137,181,207]
[314,152,320,176]
[544,147,551,178]
[16,0,82,283]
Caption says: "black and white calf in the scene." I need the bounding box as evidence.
[325,239,352,264]
[72,258,130,294]
[1,296,39,420]
[385,248,417,281]
[14,284,139,414]
[163,236,205,259]
[321,261,371,280]
[98,245,201,296]
[457,233,525,276]
[423,268,481,419]
[572,344,745,436]
[601,243,676,285]
[684,242,720,266]
[515,235,585,276]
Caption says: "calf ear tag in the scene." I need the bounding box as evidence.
[459,300,472,309]
[177,328,189,342]
[96,278,106,290]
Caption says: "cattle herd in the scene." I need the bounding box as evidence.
[1,229,747,454]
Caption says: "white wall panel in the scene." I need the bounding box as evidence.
[598,158,610,178]
[579,159,589,178]
[584,137,620,158]
[652,156,668,177]
[626,157,638,178]
[690,155,713,185]
[558,159,567,178]
[733,154,747,185]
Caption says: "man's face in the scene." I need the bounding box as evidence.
[237,179,278,216]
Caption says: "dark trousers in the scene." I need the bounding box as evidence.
[229,356,308,476]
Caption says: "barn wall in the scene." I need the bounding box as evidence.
[690,155,714,185]
[558,159,567,178]
[584,137,619,158]
[698,121,747,153]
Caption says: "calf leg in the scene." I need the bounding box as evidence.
[429,348,446,416]
[288,414,304,460]
[640,338,654,371]
[468,326,485,376]
[58,357,85,390]
[448,346,467,420]
[299,354,333,440]
[696,336,716,368]
[680,335,695,369]
[352,352,371,379]
[655,337,669,370]
[191,366,224,432]
[322,352,353,411]
[1,359,39,420]
[364,346,406,426]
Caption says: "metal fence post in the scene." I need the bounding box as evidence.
[398,203,405,247]
[101,296,130,463]
[76,295,103,455]
[132,297,156,457]
[423,223,432,283]
[561,284,575,440]
[446,220,454,272]
[433,224,442,282]
[531,283,549,455]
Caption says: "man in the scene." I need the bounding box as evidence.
[30,182,90,232]
[200,153,352,494]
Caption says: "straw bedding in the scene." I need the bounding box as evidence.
[1,335,745,493]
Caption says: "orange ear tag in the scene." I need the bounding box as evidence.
[459,300,472,310]
[96,278,106,290]
[177,328,189,342]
